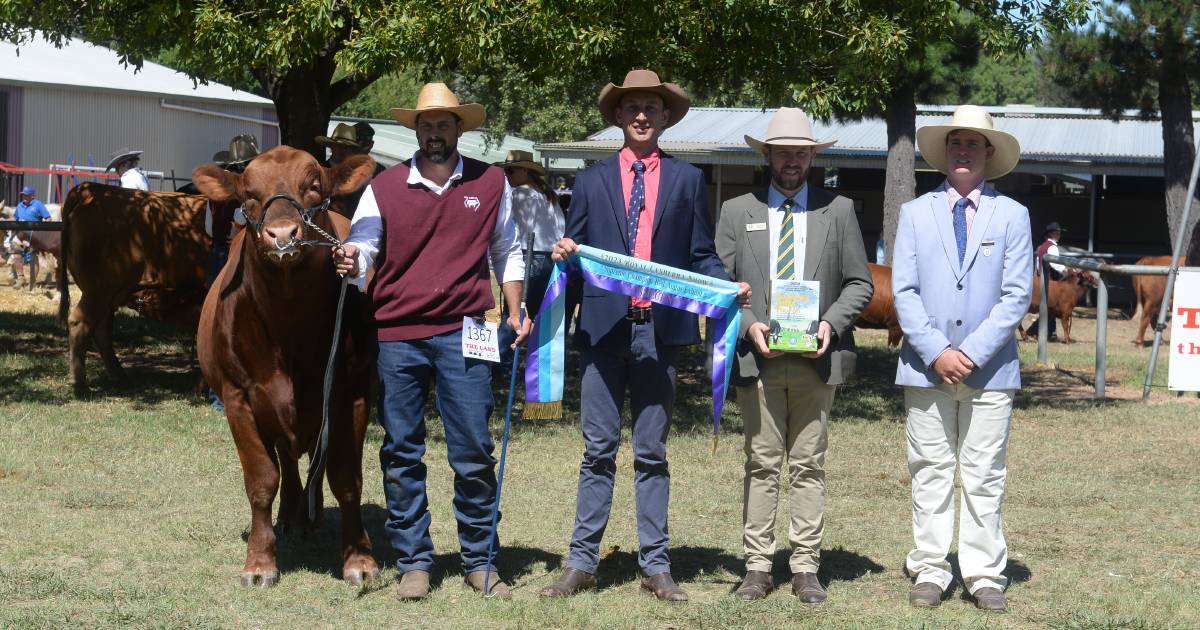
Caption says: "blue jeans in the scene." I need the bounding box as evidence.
[377,331,498,573]
[567,322,679,575]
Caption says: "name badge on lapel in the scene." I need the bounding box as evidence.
[746,222,767,232]
[982,240,995,257]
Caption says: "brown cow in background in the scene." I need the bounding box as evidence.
[194,147,378,588]
[1021,268,1098,344]
[1130,255,1173,347]
[58,183,213,396]
[856,263,902,346]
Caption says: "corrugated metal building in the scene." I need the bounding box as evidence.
[538,105,1197,261]
[1,36,276,201]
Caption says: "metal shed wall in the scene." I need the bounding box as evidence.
[14,83,276,193]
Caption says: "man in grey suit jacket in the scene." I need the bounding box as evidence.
[715,108,872,603]
[893,105,1033,612]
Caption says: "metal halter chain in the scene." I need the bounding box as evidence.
[298,211,343,249]
[244,193,336,246]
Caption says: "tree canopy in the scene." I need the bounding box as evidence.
[1046,0,1200,250]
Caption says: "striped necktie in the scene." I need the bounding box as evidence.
[777,198,796,280]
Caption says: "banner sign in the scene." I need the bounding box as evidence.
[1169,269,1200,391]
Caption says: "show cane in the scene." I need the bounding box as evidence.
[483,231,535,597]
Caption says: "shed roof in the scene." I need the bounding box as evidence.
[331,118,585,172]
[538,106,1196,176]
[1,36,272,106]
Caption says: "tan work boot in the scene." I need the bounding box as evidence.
[395,570,431,601]
[465,570,512,599]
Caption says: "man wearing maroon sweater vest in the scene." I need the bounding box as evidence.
[333,83,530,601]
[541,70,748,602]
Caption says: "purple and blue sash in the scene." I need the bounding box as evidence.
[524,245,742,443]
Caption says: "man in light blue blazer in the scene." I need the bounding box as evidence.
[892,105,1032,612]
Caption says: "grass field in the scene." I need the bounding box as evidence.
[1,285,1198,629]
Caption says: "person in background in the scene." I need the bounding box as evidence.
[11,185,51,288]
[316,122,384,214]
[493,149,565,372]
[1026,222,1066,341]
[106,148,150,191]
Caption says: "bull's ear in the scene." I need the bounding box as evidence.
[192,165,242,202]
[329,155,376,197]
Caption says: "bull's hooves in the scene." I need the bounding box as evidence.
[239,571,280,588]
[344,567,382,587]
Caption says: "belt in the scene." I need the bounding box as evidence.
[625,306,652,323]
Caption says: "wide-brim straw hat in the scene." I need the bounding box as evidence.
[391,82,486,131]
[917,105,1021,180]
[315,123,366,150]
[744,107,837,153]
[105,148,143,171]
[597,69,690,128]
[493,149,545,176]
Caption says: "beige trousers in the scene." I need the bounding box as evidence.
[738,355,836,574]
[904,384,1014,594]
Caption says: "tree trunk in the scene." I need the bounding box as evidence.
[1157,41,1199,253]
[882,83,917,266]
[264,60,338,160]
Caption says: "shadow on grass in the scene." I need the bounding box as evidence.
[935,552,1032,601]
[273,503,562,589]
[591,545,742,589]
[0,308,202,406]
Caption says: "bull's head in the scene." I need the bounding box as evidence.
[192,146,374,267]
[1067,268,1099,288]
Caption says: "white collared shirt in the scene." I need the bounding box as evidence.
[120,168,150,191]
[767,184,809,280]
[344,154,523,291]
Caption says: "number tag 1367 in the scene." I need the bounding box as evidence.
[461,316,501,363]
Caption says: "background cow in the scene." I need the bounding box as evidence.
[1130,255,1173,347]
[1022,267,1098,343]
[58,182,212,396]
[10,230,61,289]
[194,147,378,588]
[856,263,902,346]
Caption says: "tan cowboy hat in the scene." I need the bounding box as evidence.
[315,123,367,150]
[744,107,836,153]
[493,150,545,176]
[917,105,1021,180]
[105,147,143,171]
[597,69,690,128]
[213,134,260,166]
[390,82,486,131]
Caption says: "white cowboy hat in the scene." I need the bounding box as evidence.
[105,148,143,171]
[744,107,836,153]
[391,82,486,132]
[597,69,691,128]
[916,105,1021,180]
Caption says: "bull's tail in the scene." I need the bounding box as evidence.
[57,186,79,327]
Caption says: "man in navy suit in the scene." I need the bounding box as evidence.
[540,69,748,602]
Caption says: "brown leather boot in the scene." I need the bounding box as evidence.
[734,570,773,601]
[908,582,943,607]
[465,570,511,599]
[641,572,688,602]
[972,587,1007,612]
[539,567,596,598]
[791,572,826,603]
[395,570,431,601]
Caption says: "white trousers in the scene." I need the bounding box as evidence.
[904,384,1013,594]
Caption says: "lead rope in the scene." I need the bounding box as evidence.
[302,212,348,521]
